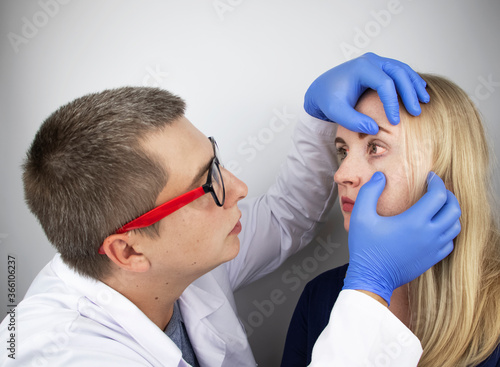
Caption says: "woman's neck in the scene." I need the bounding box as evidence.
[388,283,412,328]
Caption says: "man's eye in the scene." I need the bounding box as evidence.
[369,143,387,155]
[336,147,348,162]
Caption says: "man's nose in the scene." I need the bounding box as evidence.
[222,168,248,207]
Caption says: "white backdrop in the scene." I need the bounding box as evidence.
[1,1,499,366]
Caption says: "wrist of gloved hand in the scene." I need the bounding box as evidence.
[343,263,394,306]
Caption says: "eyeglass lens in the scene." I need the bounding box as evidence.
[212,164,223,205]
[211,139,225,206]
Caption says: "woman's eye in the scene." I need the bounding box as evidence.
[369,143,387,156]
[336,147,348,162]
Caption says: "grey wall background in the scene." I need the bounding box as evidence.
[1,1,499,366]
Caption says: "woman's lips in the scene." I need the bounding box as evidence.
[341,196,355,213]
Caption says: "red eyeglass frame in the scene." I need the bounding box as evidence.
[98,137,224,254]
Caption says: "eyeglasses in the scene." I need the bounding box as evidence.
[98,137,225,254]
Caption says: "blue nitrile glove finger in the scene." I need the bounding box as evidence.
[304,52,430,134]
[380,60,429,118]
[342,171,461,305]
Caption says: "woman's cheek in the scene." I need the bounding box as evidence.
[375,170,411,216]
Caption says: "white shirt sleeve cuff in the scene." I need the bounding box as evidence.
[309,289,422,366]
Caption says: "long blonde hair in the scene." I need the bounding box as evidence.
[401,74,500,366]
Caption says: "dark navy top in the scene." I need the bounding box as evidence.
[281,264,500,367]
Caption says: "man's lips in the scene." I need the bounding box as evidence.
[230,221,242,235]
[341,196,355,213]
[229,215,242,235]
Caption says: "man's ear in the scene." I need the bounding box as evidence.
[100,233,150,273]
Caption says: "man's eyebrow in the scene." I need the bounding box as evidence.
[334,137,346,144]
[188,159,212,190]
[358,125,391,139]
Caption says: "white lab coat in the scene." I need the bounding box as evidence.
[0,112,422,366]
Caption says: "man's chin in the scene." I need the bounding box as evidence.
[224,237,241,263]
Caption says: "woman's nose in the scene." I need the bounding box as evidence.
[222,168,248,207]
[334,156,362,188]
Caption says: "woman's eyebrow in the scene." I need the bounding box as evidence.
[378,126,391,135]
[335,125,391,144]
[358,125,391,139]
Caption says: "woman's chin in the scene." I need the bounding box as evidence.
[344,217,350,232]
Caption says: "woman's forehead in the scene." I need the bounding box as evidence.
[356,91,394,128]
[333,91,400,139]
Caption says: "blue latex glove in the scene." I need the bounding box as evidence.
[304,52,430,134]
[342,172,461,305]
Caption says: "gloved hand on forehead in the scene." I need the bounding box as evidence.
[304,52,429,135]
[342,172,462,305]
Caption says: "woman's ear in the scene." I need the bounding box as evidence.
[99,233,151,273]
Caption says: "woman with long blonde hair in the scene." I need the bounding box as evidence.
[282,74,500,366]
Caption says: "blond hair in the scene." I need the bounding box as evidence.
[400,74,500,366]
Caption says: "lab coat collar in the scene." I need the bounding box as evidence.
[179,272,227,366]
[181,271,226,319]
[179,269,257,367]
[50,254,184,365]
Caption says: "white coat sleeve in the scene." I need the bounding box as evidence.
[309,290,423,366]
[226,111,339,291]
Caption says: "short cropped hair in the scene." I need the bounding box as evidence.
[23,87,186,280]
